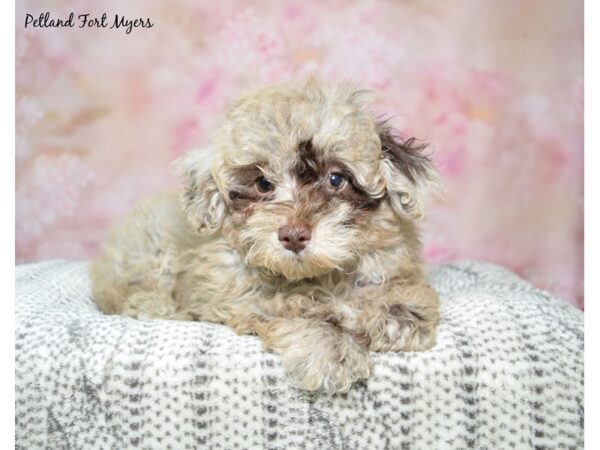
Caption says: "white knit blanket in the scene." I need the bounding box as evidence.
[15,260,583,449]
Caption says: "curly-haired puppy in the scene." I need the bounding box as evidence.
[91,79,441,393]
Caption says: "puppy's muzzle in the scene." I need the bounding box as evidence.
[278,223,311,253]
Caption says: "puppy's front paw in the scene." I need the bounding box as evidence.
[259,319,371,393]
[284,336,371,394]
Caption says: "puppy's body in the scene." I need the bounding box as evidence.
[91,80,440,393]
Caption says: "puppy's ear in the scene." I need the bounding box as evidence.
[174,150,225,235]
[379,124,440,220]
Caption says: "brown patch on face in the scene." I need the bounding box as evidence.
[228,163,274,212]
[228,189,261,211]
[293,139,381,212]
[293,139,321,184]
[228,139,382,225]
[378,125,431,184]
[232,162,267,185]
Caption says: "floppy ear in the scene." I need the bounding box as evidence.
[379,124,440,221]
[174,150,225,235]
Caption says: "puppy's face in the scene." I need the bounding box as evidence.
[179,81,438,280]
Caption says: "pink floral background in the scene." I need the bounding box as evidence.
[16,0,583,308]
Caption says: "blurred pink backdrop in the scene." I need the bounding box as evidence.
[15,0,583,307]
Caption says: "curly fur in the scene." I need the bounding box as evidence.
[90,79,441,394]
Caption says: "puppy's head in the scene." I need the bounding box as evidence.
[178,80,439,280]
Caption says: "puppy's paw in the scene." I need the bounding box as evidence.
[259,318,371,393]
[284,337,371,394]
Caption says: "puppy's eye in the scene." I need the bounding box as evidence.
[328,173,345,189]
[256,176,274,193]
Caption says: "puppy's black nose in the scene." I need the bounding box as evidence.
[278,224,311,253]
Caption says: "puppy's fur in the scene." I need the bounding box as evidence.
[91,79,441,393]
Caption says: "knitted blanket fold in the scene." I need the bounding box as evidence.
[15,260,584,450]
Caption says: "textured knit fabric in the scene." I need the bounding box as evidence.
[15,260,584,450]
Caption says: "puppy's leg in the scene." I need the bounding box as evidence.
[90,194,192,320]
[91,254,189,320]
[255,318,371,394]
[356,281,440,352]
[121,291,193,320]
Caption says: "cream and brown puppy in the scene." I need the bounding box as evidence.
[91,79,441,393]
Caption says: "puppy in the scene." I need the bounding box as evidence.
[90,79,441,393]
